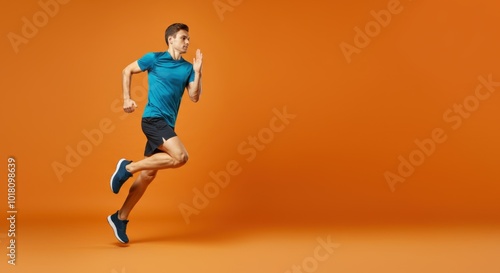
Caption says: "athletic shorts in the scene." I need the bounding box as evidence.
[141,117,177,156]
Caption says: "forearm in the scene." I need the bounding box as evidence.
[122,70,132,101]
[189,72,202,102]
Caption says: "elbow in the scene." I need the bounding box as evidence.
[188,88,201,103]
[122,68,131,77]
[190,96,199,103]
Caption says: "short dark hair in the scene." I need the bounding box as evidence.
[165,23,189,46]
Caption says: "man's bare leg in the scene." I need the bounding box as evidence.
[118,169,156,220]
[108,136,189,243]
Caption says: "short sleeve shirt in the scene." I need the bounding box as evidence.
[137,51,195,127]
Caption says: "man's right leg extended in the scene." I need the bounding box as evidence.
[108,165,158,244]
[118,169,157,221]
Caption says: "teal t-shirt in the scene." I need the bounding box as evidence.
[138,51,195,128]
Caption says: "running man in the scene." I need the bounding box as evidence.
[107,23,202,244]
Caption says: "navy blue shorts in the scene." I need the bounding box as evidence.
[141,117,177,156]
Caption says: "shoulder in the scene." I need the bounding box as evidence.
[141,52,163,60]
[138,52,164,70]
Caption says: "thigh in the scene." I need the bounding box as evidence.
[158,136,188,157]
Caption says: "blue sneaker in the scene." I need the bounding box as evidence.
[110,158,132,194]
[107,211,129,244]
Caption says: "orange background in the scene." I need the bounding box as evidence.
[1,0,500,272]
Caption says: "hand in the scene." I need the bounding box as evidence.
[123,99,137,113]
[193,49,203,73]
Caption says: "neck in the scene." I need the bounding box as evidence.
[167,48,182,60]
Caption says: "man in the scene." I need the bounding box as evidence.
[107,23,202,244]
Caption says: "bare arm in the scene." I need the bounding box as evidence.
[187,49,203,103]
[122,61,143,113]
[188,71,202,102]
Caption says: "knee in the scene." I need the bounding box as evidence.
[173,151,189,167]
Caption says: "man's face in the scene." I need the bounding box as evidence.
[170,30,190,54]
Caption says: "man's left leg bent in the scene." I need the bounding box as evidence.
[125,136,189,173]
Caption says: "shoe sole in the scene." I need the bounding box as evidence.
[107,215,128,244]
[110,158,127,194]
